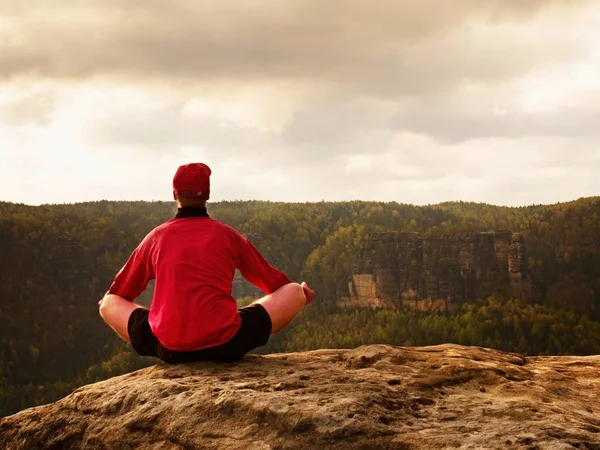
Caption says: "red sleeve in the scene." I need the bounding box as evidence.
[233,231,292,294]
[107,232,155,301]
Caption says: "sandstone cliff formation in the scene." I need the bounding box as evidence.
[1,345,599,449]
[341,231,537,311]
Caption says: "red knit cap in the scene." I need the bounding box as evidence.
[173,163,212,198]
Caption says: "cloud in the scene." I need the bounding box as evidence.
[1,0,599,206]
[0,0,589,92]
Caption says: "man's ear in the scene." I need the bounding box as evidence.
[173,191,178,201]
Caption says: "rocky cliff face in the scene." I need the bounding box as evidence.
[1,345,599,450]
[341,231,536,310]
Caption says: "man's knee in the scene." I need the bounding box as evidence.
[98,294,118,318]
[98,296,109,318]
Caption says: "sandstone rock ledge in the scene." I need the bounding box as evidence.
[1,345,600,450]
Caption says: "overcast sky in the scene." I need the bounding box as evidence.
[1,0,599,206]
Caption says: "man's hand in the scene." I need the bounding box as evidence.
[301,282,315,304]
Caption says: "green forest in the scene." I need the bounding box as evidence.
[1,198,600,417]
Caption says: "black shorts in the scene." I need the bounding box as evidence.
[127,304,272,364]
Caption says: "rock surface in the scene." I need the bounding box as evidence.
[341,232,539,310]
[1,344,599,450]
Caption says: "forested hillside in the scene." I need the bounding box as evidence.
[1,198,600,416]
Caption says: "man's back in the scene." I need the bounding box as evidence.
[150,215,241,351]
[109,210,291,351]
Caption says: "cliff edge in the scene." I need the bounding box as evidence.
[1,345,599,449]
[341,231,539,310]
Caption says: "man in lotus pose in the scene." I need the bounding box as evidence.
[98,163,314,363]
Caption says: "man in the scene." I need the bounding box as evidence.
[98,163,315,363]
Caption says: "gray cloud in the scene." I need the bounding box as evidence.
[3,0,594,147]
[1,0,599,206]
[85,84,600,162]
[395,101,600,143]
[0,0,589,94]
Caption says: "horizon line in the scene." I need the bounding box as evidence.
[2,195,598,210]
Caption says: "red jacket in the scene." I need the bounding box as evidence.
[107,208,291,351]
